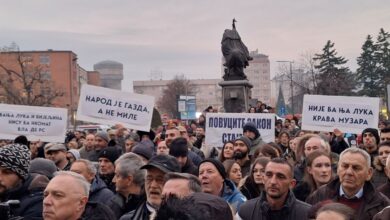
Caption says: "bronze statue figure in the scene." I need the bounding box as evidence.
[222,19,253,81]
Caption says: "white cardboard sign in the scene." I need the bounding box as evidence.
[0,104,68,142]
[301,95,380,134]
[205,113,275,149]
[77,85,155,132]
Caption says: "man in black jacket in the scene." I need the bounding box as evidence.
[0,143,48,219]
[238,158,311,220]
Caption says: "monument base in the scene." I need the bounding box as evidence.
[219,80,253,113]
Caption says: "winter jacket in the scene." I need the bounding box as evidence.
[237,191,311,220]
[374,206,390,220]
[89,176,114,204]
[249,136,266,156]
[293,181,311,202]
[330,136,349,154]
[99,173,116,192]
[107,193,145,220]
[1,174,49,219]
[221,179,247,213]
[81,201,116,220]
[239,177,262,200]
[372,156,388,187]
[306,178,390,220]
[181,157,198,175]
[188,150,202,166]
[378,179,390,199]
[119,201,153,220]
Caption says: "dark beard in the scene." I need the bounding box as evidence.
[234,151,248,160]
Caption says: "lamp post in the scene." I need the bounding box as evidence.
[277,60,294,114]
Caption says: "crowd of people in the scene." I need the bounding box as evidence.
[1,104,390,219]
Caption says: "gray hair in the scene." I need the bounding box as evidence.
[339,147,371,168]
[53,171,91,197]
[73,159,97,175]
[305,136,330,153]
[115,152,146,187]
[164,172,201,193]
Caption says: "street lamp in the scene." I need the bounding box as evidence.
[276,60,294,114]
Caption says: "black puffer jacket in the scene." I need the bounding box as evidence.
[238,191,311,220]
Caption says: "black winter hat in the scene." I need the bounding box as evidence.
[243,122,260,139]
[141,155,181,173]
[169,137,188,157]
[198,158,226,179]
[0,144,30,180]
[362,128,380,145]
[14,135,29,146]
[98,147,121,164]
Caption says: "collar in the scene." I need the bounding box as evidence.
[339,185,363,199]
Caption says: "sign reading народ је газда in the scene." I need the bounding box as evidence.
[301,95,380,134]
[77,84,155,132]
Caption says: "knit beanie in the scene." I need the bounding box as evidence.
[0,144,30,180]
[198,158,226,179]
[68,149,81,160]
[132,141,154,160]
[362,128,380,145]
[235,136,252,151]
[243,122,260,139]
[169,137,188,157]
[29,158,58,179]
[95,131,110,143]
[98,147,120,164]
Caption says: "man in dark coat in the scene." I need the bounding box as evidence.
[169,137,198,175]
[238,158,311,220]
[70,159,114,204]
[107,153,146,219]
[378,141,390,198]
[0,143,48,219]
[306,148,390,220]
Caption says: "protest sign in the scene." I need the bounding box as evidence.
[302,95,380,134]
[77,84,155,132]
[0,104,67,142]
[205,113,275,149]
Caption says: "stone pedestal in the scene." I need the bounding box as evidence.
[219,80,253,113]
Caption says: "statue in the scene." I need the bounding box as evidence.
[222,19,253,81]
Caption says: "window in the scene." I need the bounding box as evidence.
[40,54,50,65]
[41,71,51,80]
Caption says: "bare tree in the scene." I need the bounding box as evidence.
[156,74,194,118]
[0,46,64,106]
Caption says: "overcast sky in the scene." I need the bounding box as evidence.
[1,0,389,91]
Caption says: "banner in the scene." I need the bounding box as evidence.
[302,95,380,134]
[205,113,275,149]
[0,104,68,142]
[77,85,155,132]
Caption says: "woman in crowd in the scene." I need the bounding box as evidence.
[315,202,355,220]
[293,150,333,202]
[239,157,270,200]
[219,140,235,163]
[124,136,138,153]
[253,144,280,160]
[278,131,290,153]
[248,107,256,113]
[223,159,242,186]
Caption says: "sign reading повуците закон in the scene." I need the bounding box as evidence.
[301,95,380,134]
[0,104,68,142]
[76,85,155,132]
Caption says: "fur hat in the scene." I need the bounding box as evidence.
[0,144,30,180]
[98,147,120,164]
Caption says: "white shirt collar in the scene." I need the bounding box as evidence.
[339,185,363,199]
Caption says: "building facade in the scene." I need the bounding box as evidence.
[133,78,222,113]
[0,50,100,126]
[93,60,123,90]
